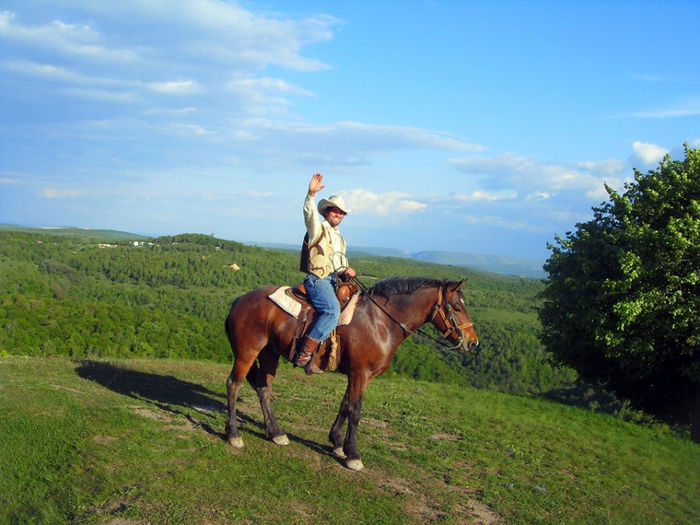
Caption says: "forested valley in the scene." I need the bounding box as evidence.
[0,229,576,396]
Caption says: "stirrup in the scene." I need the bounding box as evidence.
[294,336,319,367]
[294,350,313,367]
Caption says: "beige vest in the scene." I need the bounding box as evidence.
[299,222,347,279]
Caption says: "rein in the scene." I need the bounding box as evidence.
[352,278,468,350]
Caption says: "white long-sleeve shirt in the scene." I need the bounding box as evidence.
[304,193,348,271]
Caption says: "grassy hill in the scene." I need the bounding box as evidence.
[1,356,698,524]
[1,228,697,523]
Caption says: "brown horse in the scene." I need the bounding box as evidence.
[224,276,479,471]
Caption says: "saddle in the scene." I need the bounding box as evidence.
[285,280,359,371]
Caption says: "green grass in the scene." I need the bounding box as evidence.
[1,356,698,524]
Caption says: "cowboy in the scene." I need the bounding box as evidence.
[294,173,356,374]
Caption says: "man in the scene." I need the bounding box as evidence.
[294,173,356,374]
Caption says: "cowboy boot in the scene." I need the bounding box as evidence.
[294,335,320,367]
[304,357,324,375]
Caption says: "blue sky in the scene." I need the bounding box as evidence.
[1,1,698,262]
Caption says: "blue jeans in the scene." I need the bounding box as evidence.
[304,273,340,342]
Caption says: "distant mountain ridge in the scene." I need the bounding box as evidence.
[0,224,148,240]
[410,250,546,278]
[258,242,546,278]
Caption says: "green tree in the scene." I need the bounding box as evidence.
[539,145,700,440]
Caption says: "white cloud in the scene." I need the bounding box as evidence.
[145,107,198,115]
[224,75,314,115]
[163,123,215,137]
[3,60,84,82]
[609,96,700,119]
[61,87,139,103]
[41,188,87,199]
[450,153,604,192]
[576,159,626,175]
[340,188,427,216]
[459,213,549,233]
[452,190,517,202]
[246,119,484,153]
[614,106,700,119]
[0,10,140,61]
[0,4,340,71]
[4,60,203,101]
[585,185,612,201]
[227,76,314,97]
[448,152,637,205]
[147,80,201,95]
[525,191,552,201]
[631,141,669,165]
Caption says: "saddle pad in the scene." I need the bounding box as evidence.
[268,286,302,318]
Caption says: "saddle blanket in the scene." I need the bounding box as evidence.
[268,286,302,318]
[268,286,359,325]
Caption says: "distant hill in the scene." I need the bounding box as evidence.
[257,242,546,278]
[411,250,546,278]
[0,224,148,241]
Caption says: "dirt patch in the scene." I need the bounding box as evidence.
[191,404,225,414]
[51,384,87,395]
[429,432,462,442]
[129,406,175,422]
[93,434,120,444]
[367,467,501,524]
[79,498,143,524]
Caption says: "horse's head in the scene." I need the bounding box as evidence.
[430,280,479,352]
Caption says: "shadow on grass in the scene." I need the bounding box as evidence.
[541,383,662,427]
[73,360,342,462]
[75,359,226,410]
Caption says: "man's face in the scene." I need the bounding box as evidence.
[324,206,346,227]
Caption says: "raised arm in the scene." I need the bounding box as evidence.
[303,173,324,242]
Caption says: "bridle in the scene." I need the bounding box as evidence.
[429,285,474,348]
[354,279,472,351]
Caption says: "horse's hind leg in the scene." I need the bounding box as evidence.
[250,348,289,445]
[225,367,245,448]
[225,351,258,449]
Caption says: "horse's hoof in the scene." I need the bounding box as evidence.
[272,434,290,446]
[228,435,244,449]
[333,447,347,458]
[346,458,364,471]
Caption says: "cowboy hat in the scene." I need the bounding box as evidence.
[318,194,350,215]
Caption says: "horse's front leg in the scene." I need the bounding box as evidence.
[343,373,369,471]
[329,387,349,458]
[250,348,289,445]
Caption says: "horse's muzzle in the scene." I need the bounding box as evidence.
[464,339,479,353]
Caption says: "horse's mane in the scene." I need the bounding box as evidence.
[365,276,445,298]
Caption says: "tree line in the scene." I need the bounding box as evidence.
[0,230,573,397]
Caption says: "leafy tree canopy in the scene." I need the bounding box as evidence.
[539,145,699,436]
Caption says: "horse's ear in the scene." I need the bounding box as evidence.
[449,280,466,291]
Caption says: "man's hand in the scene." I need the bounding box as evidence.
[308,173,325,195]
[345,267,357,279]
